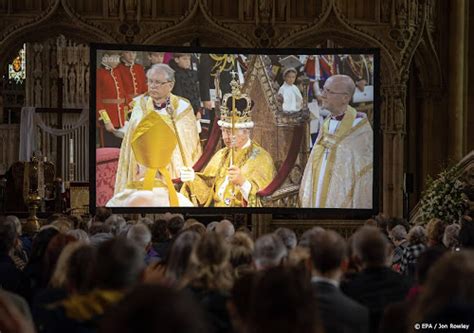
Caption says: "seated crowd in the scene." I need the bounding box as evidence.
[1,210,474,333]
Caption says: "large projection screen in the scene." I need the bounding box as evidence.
[90,44,380,217]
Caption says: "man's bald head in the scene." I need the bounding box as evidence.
[325,75,356,96]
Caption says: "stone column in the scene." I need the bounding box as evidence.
[381,84,406,218]
[447,0,466,161]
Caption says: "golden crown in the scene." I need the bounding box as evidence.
[218,76,254,129]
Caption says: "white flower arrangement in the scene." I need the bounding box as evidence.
[420,165,468,224]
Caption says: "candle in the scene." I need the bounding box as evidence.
[69,138,73,164]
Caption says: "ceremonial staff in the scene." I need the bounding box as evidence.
[166,103,198,206]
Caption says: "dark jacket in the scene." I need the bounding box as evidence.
[312,280,369,333]
[341,266,411,333]
[0,253,31,300]
[169,59,201,113]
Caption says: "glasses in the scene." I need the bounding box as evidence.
[147,80,172,87]
[322,87,348,96]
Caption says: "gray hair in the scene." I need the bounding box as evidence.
[67,229,90,243]
[206,221,219,233]
[105,215,127,236]
[253,234,288,270]
[274,227,297,251]
[443,224,461,249]
[390,225,407,242]
[6,215,21,235]
[127,223,152,249]
[408,226,427,245]
[146,63,175,82]
[215,220,235,239]
[299,226,325,248]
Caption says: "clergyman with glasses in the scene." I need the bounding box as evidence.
[299,74,373,208]
[107,64,202,206]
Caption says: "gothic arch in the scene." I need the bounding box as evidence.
[0,11,117,70]
[142,0,254,47]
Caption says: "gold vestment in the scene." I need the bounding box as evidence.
[181,141,275,207]
[299,106,373,208]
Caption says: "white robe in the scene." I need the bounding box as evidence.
[278,83,303,113]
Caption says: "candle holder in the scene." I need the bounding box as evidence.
[24,191,42,235]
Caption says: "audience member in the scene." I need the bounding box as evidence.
[0,218,30,300]
[399,225,427,277]
[274,227,297,251]
[442,223,460,250]
[127,223,159,264]
[166,230,201,286]
[426,218,446,248]
[215,219,235,240]
[100,284,208,333]
[104,215,127,236]
[310,230,369,333]
[247,266,324,333]
[186,233,234,333]
[388,224,408,271]
[299,226,325,248]
[379,246,446,333]
[151,218,171,260]
[410,250,474,328]
[40,238,145,332]
[341,226,411,333]
[206,221,219,233]
[253,234,287,271]
[229,231,255,277]
[168,215,185,239]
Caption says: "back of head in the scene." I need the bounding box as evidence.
[67,229,90,243]
[166,230,201,283]
[408,225,427,245]
[94,238,145,290]
[274,227,297,251]
[310,230,347,274]
[426,218,446,245]
[192,232,233,290]
[127,223,152,249]
[95,207,112,222]
[168,215,185,237]
[43,234,77,286]
[248,266,322,333]
[105,215,127,236]
[194,232,230,268]
[412,250,474,324]
[352,226,389,267]
[442,224,461,249]
[186,223,206,237]
[230,232,255,269]
[89,222,112,236]
[215,219,235,239]
[6,215,21,235]
[254,234,288,270]
[29,227,60,264]
[100,284,208,333]
[299,226,325,248]
[0,217,16,255]
[390,224,408,242]
[151,219,169,243]
[66,244,97,293]
[206,221,219,233]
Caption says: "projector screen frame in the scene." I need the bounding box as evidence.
[89,43,381,219]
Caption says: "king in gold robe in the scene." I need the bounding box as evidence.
[181,139,275,207]
[299,105,373,208]
[111,92,202,200]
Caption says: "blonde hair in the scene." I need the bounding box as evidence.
[50,241,86,289]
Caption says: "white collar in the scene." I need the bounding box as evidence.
[311,276,340,288]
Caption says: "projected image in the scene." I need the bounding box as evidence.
[94,49,375,209]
